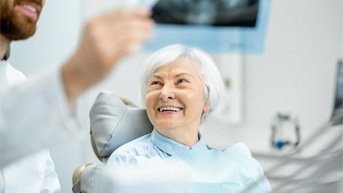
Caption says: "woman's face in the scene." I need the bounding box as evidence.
[145,58,209,138]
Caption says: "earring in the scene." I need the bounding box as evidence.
[201,111,209,119]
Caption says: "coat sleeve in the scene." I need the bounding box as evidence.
[0,68,82,167]
[40,150,61,193]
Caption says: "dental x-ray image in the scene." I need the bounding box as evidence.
[151,0,259,27]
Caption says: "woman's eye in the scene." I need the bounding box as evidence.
[176,79,189,85]
[150,81,161,86]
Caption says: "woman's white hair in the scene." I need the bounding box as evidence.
[140,44,225,118]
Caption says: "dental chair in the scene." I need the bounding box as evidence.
[72,91,153,193]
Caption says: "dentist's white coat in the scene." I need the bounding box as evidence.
[0,61,63,192]
[0,61,80,167]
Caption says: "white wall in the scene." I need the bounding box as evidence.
[245,0,342,128]
[202,0,343,152]
[10,0,82,74]
[7,0,343,192]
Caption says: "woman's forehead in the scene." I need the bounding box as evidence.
[152,58,201,76]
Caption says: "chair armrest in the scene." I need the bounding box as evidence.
[72,163,94,193]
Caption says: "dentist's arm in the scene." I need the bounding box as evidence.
[62,8,154,106]
[0,8,154,167]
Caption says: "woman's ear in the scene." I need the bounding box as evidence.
[201,103,210,120]
[203,103,209,113]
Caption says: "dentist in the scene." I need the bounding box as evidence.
[0,0,154,192]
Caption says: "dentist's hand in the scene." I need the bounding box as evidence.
[62,8,154,105]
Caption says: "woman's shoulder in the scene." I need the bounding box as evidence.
[223,142,252,157]
[107,133,152,164]
[112,133,152,155]
[209,142,256,167]
[209,142,252,157]
[220,143,271,188]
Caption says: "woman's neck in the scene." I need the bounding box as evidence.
[157,127,199,147]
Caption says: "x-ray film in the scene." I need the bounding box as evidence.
[151,0,258,27]
[145,0,271,53]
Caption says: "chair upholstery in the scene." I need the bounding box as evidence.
[72,91,153,193]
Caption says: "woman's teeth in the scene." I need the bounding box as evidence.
[159,107,182,112]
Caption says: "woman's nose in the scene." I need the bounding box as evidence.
[159,85,175,102]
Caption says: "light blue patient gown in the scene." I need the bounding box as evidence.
[107,129,271,193]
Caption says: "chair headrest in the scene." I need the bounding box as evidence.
[89,91,153,161]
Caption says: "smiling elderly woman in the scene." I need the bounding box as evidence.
[107,44,271,193]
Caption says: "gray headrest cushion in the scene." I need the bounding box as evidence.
[89,91,153,158]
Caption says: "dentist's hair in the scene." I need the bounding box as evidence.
[140,44,225,118]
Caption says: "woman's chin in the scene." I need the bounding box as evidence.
[154,122,179,131]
